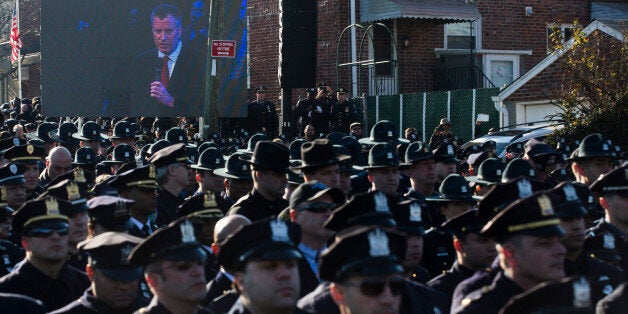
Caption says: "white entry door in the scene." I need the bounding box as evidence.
[484,54,519,89]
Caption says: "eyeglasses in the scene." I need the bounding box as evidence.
[345,277,405,297]
[27,226,69,237]
[297,202,336,213]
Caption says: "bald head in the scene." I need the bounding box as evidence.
[213,214,251,245]
[46,146,72,181]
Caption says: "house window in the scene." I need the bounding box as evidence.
[373,21,393,76]
[445,22,477,49]
[547,24,575,52]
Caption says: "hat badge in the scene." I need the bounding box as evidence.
[12,138,19,146]
[180,220,196,243]
[602,144,608,151]
[73,168,86,183]
[66,183,81,201]
[496,169,502,175]
[215,158,220,165]
[92,130,97,136]
[113,201,128,217]
[447,145,454,155]
[125,128,130,133]
[423,147,429,153]
[409,203,422,222]
[517,179,533,198]
[26,145,34,155]
[45,197,60,215]
[124,151,130,158]
[86,154,91,160]
[242,165,247,171]
[120,244,134,265]
[387,131,393,137]
[603,233,615,249]
[572,277,591,308]
[537,194,554,216]
[387,152,393,160]
[368,229,390,257]
[9,164,17,174]
[203,192,217,208]
[461,185,467,193]
[374,192,389,213]
[563,184,578,202]
[149,164,156,179]
[270,219,290,243]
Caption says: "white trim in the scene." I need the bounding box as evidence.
[435,48,532,56]
[484,54,519,89]
[443,20,481,50]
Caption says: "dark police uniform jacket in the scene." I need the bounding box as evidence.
[205,270,233,305]
[595,282,627,314]
[583,219,626,266]
[453,271,524,314]
[564,252,624,296]
[420,227,455,278]
[226,297,312,314]
[227,189,288,222]
[246,100,278,137]
[135,297,212,314]
[66,250,88,272]
[297,280,447,314]
[155,187,184,227]
[451,259,501,314]
[404,189,443,229]
[0,239,24,277]
[428,261,476,303]
[0,259,90,312]
[50,288,148,314]
[329,101,357,133]
[0,292,46,314]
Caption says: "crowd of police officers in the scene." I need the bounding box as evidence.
[0,94,625,314]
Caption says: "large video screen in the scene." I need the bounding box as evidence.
[41,0,247,118]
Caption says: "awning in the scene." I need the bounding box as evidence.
[360,0,481,23]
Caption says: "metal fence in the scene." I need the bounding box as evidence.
[363,87,501,143]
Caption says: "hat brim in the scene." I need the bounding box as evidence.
[213,167,252,180]
[48,131,80,145]
[97,266,143,282]
[339,258,404,280]
[0,176,25,185]
[425,196,476,203]
[358,137,410,146]
[190,164,222,172]
[290,155,352,170]
[239,154,289,173]
[466,176,500,185]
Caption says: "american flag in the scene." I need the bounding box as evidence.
[10,2,22,63]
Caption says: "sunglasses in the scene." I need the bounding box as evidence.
[345,277,405,297]
[297,202,336,213]
[27,226,69,237]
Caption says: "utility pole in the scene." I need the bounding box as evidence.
[204,0,223,135]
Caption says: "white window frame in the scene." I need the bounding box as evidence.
[444,19,482,50]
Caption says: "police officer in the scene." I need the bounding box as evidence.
[51,232,147,313]
[147,143,193,226]
[247,86,279,138]
[0,197,90,312]
[86,196,135,237]
[0,162,27,211]
[428,210,495,303]
[213,152,254,212]
[584,165,627,266]
[0,192,24,277]
[568,133,615,185]
[190,148,231,212]
[110,120,136,147]
[3,144,46,201]
[403,141,440,228]
[294,88,318,134]
[314,83,334,135]
[291,139,351,189]
[329,88,357,133]
[109,165,159,238]
[217,218,309,313]
[454,192,567,314]
[228,141,290,221]
[128,219,210,313]
[72,121,107,156]
[103,144,136,174]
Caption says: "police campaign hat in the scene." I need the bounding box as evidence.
[238,133,269,153]
[109,121,135,139]
[340,136,361,162]
[12,196,70,236]
[548,182,588,218]
[239,141,290,173]
[129,219,207,266]
[286,164,304,186]
[404,141,434,164]
[147,139,171,157]
[87,196,134,232]
[78,232,143,281]
[441,209,487,237]
[186,146,199,164]
[3,144,44,165]
[109,165,159,191]
[318,226,406,282]
[466,158,504,186]
[72,121,107,141]
[500,276,604,314]
[589,165,627,195]
[358,120,409,145]
[214,152,253,180]
[73,147,98,166]
[40,178,89,214]
[177,191,225,218]
[0,163,24,185]
[501,158,538,182]
[466,151,493,168]
[197,141,218,155]
[432,143,457,163]
[481,192,564,242]
[291,139,350,170]
[476,177,546,220]
[27,122,57,143]
[49,122,80,146]
[190,147,225,172]
[217,218,302,272]
[254,86,267,93]
[289,181,345,211]
[392,199,425,235]
[102,144,135,165]
[289,138,306,161]
[361,143,400,169]
[165,127,188,145]
[148,143,191,168]
[426,174,475,203]
[324,191,397,232]
[333,145,360,174]
[567,133,615,161]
